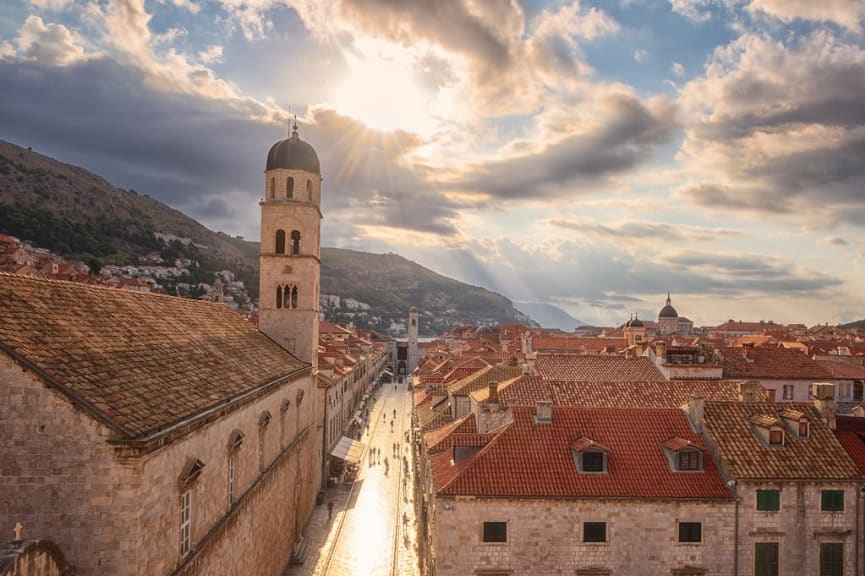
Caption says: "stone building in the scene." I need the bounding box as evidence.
[425,405,734,576]
[657,293,692,336]
[0,129,326,575]
[686,392,862,576]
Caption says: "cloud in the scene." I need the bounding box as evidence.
[824,235,849,246]
[669,0,713,22]
[29,0,73,10]
[634,48,648,62]
[671,61,685,76]
[198,45,223,64]
[16,15,89,65]
[452,92,677,200]
[549,218,744,244]
[747,0,865,35]
[677,31,865,228]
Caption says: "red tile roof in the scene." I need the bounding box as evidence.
[432,406,731,499]
[816,360,865,379]
[531,336,626,354]
[499,376,753,408]
[534,353,665,382]
[446,364,522,397]
[424,413,477,454]
[701,401,860,480]
[0,273,307,439]
[718,347,830,379]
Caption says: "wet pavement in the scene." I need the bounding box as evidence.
[285,382,420,576]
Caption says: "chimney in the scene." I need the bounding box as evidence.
[522,334,533,356]
[739,381,759,402]
[534,400,553,424]
[655,341,667,362]
[488,382,499,406]
[813,382,836,431]
[687,395,705,432]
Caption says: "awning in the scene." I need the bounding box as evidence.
[330,436,365,464]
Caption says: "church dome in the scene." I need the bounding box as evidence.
[266,127,320,173]
[625,316,644,328]
[659,293,678,318]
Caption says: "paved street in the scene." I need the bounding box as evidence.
[286,381,420,576]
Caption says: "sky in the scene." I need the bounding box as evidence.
[1,0,864,328]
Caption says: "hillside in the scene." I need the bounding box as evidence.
[0,139,534,334]
[513,301,581,331]
[320,248,535,334]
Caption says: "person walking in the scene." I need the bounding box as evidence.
[327,501,334,521]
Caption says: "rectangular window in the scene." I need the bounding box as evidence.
[798,421,809,438]
[783,384,794,400]
[582,452,605,473]
[583,522,607,543]
[180,490,191,557]
[821,490,845,511]
[820,543,843,576]
[839,382,851,399]
[678,522,702,543]
[769,430,784,446]
[482,521,507,543]
[757,489,780,511]
[678,451,701,471]
[755,542,779,576]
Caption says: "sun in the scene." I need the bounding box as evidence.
[331,41,435,135]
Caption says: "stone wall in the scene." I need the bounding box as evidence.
[432,496,734,576]
[735,481,860,575]
[0,356,142,575]
[1,354,321,576]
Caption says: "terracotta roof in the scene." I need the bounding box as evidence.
[424,413,477,454]
[816,360,865,379]
[431,406,731,499]
[0,273,307,439]
[701,401,860,480]
[835,417,865,475]
[499,376,754,408]
[534,354,665,382]
[446,364,522,397]
[718,347,830,379]
[531,336,626,354]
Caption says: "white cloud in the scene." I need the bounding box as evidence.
[0,41,14,59]
[634,48,648,62]
[671,61,685,76]
[199,45,223,64]
[669,0,713,22]
[29,0,73,10]
[16,15,89,66]
[747,0,864,35]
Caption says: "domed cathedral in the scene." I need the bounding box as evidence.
[658,292,693,336]
[259,121,322,367]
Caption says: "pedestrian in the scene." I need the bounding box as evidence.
[327,501,334,521]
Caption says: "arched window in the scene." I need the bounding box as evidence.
[269,177,275,199]
[290,230,300,255]
[275,285,283,309]
[275,229,286,254]
[291,286,298,309]
[306,179,312,200]
[286,177,294,199]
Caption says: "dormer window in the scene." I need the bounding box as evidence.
[768,429,784,446]
[571,437,609,474]
[780,409,809,439]
[662,437,704,472]
[751,414,785,447]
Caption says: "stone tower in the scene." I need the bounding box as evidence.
[258,122,321,367]
[408,306,419,374]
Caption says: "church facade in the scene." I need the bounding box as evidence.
[0,128,325,575]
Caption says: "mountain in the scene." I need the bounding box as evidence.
[0,140,534,334]
[514,301,581,331]
[841,319,865,329]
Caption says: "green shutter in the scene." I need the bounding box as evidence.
[755,543,779,576]
[821,490,845,511]
[757,489,780,511]
[820,543,843,576]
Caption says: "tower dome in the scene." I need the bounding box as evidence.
[659,292,678,319]
[265,124,320,173]
[625,316,644,328]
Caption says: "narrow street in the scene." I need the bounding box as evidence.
[286,381,420,576]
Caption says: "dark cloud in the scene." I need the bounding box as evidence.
[550,218,742,243]
[679,32,865,227]
[0,57,461,240]
[456,94,677,200]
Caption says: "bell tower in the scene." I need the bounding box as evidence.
[259,121,321,367]
[408,306,419,374]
